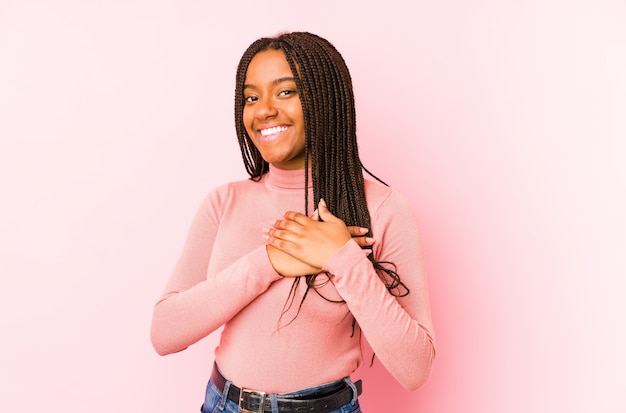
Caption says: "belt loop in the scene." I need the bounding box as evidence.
[269,393,279,413]
[343,378,358,405]
[218,380,232,411]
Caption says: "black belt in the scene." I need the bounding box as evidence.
[210,363,362,413]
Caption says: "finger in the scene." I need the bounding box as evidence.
[271,216,307,233]
[347,226,369,237]
[317,199,342,224]
[265,234,295,253]
[271,218,295,231]
[263,226,299,244]
[282,210,312,225]
[263,228,299,250]
[352,236,375,248]
[264,229,310,262]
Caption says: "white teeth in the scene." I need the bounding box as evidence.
[260,126,288,136]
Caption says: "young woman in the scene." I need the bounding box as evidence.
[150,31,435,413]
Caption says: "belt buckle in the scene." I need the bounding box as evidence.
[239,387,267,413]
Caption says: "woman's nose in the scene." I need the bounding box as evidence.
[255,96,278,119]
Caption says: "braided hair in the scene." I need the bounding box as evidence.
[234,32,409,326]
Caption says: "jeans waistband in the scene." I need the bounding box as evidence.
[210,362,362,413]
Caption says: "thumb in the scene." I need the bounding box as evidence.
[318,199,341,223]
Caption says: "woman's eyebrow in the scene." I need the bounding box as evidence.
[272,76,296,85]
[244,77,297,90]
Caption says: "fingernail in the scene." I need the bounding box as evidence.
[366,237,375,244]
[365,249,372,256]
[320,198,327,207]
[359,227,369,234]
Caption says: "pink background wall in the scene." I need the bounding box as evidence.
[1,0,625,412]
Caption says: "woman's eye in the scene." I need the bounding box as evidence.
[279,90,296,97]
[244,95,258,103]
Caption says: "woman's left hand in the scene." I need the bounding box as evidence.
[263,199,353,269]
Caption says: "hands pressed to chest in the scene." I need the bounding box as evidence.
[263,199,374,277]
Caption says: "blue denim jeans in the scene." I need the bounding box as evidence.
[200,376,362,413]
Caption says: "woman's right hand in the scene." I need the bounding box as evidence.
[266,244,322,277]
[265,225,374,277]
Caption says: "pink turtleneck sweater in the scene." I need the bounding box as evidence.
[150,166,435,393]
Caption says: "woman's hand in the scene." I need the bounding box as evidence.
[264,199,373,276]
[346,226,375,254]
[265,244,322,277]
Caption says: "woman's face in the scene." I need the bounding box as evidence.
[243,49,306,170]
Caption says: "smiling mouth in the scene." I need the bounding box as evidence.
[258,125,290,142]
[260,126,289,136]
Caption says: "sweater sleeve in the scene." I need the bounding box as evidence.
[322,189,436,391]
[150,188,282,356]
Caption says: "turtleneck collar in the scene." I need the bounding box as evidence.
[265,164,313,190]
